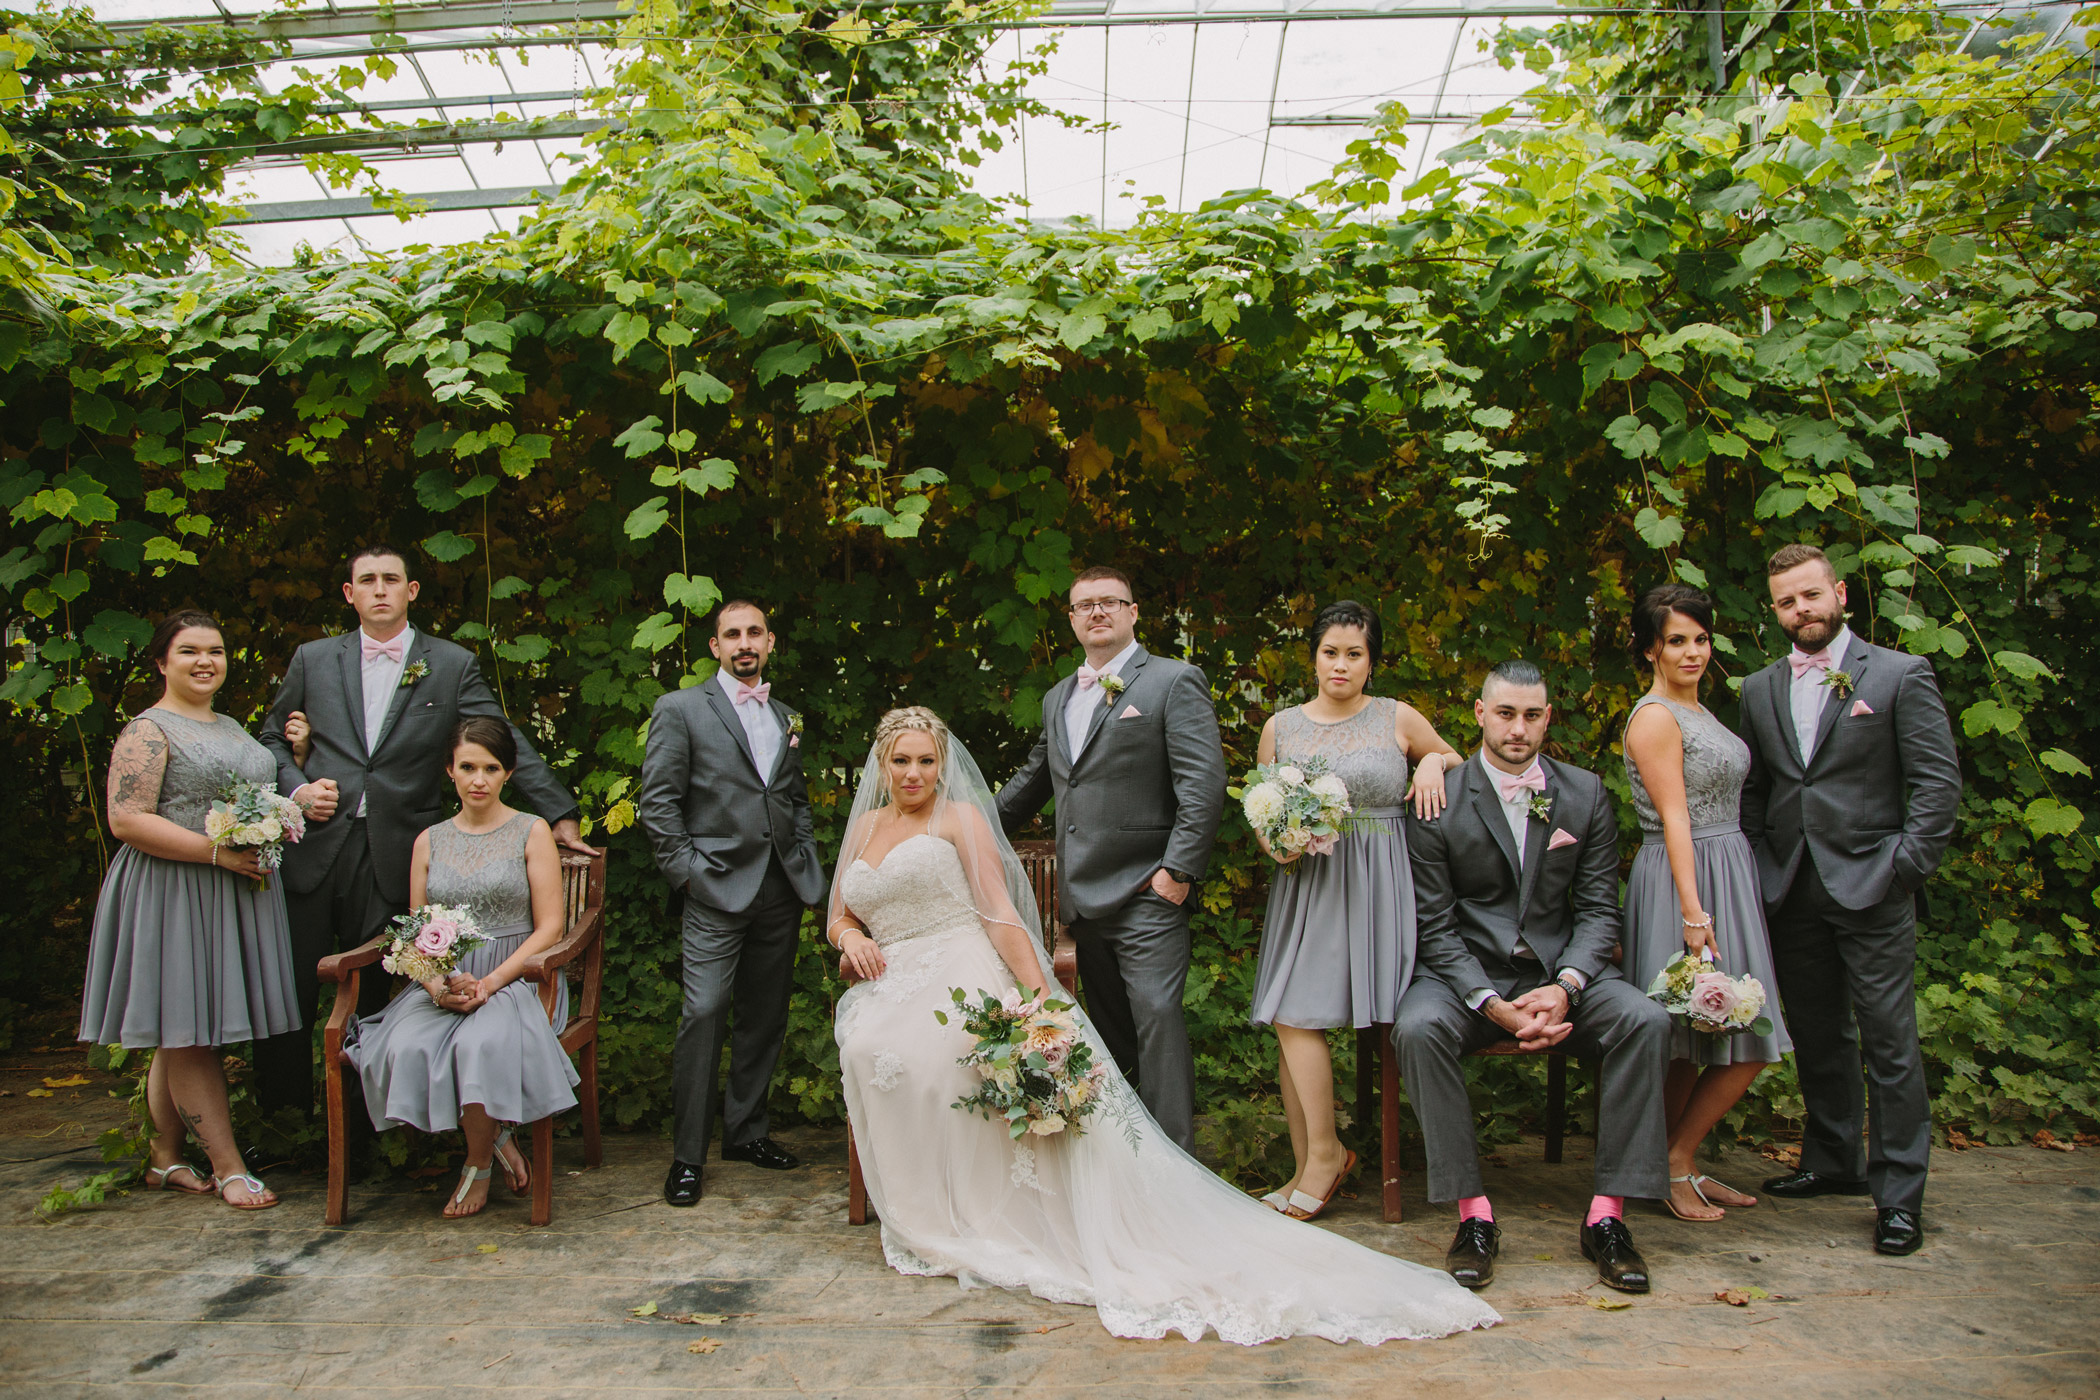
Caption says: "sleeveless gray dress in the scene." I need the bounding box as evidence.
[343,813,579,1131]
[1250,698,1415,1029]
[1621,697,1793,1065]
[78,708,302,1049]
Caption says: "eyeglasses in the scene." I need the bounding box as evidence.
[1067,598,1133,618]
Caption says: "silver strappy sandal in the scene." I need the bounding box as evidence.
[145,1162,216,1194]
[447,1164,494,1216]
[216,1172,278,1211]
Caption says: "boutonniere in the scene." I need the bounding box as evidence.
[1527,793,1553,823]
[1821,669,1854,699]
[399,659,429,688]
[1099,674,1127,705]
[787,713,804,737]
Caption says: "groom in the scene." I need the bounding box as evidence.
[1741,543,1960,1256]
[639,599,827,1206]
[255,543,590,1122]
[997,566,1225,1152]
[1395,660,1669,1294]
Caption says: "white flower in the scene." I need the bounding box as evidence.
[1309,774,1347,802]
[1028,1114,1067,1136]
[1276,765,1306,786]
[1243,782,1286,827]
[255,817,282,843]
[204,809,236,841]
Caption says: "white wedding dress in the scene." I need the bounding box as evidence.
[836,832,1500,1345]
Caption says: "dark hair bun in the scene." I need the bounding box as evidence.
[449,715,518,771]
[1631,583,1715,664]
[1308,600,1382,672]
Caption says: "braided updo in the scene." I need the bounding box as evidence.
[874,706,950,767]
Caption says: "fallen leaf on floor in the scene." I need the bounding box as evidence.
[2032,1129,2076,1153]
[25,1089,51,1098]
[1945,1128,1975,1151]
[687,1338,722,1354]
[631,1301,659,1318]
[669,1313,724,1326]
[2078,1134,2100,1148]
[1590,1297,1632,1311]
[1534,1254,1553,1261]
[476,1244,500,1255]
[41,1074,90,1088]
[1535,1202,1555,1210]
[1717,1289,1751,1306]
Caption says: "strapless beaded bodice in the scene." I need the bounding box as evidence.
[840,835,984,947]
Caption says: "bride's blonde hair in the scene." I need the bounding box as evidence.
[874,706,950,772]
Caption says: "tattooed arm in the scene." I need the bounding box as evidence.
[105,720,255,875]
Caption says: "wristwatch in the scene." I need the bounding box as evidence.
[1165,868,1198,886]
[1554,974,1584,1010]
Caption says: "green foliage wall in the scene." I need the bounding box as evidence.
[1,1,2093,1148]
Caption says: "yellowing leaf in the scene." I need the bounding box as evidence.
[687,1337,723,1354]
[476,1244,500,1255]
[25,1089,52,1098]
[42,1074,90,1088]
[630,1301,659,1317]
[1590,1296,1632,1310]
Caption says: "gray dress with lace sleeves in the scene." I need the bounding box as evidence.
[343,813,579,1131]
[78,708,302,1049]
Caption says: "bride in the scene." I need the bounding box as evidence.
[828,706,1499,1345]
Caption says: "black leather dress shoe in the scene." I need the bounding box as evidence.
[664,1161,703,1206]
[1874,1207,1923,1255]
[1762,1169,1870,1199]
[1444,1219,1500,1289]
[1579,1217,1651,1294]
[721,1136,801,1171]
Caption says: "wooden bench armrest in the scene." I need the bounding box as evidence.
[318,935,390,985]
[521,907,600,985]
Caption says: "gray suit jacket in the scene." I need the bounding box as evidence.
[259,630,578,904]
[1738,632,1961,910]
[1408,752,1624,1000]
[638,680,827,914]
[996,645,1226,922]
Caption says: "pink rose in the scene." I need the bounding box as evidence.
[1304,832,1340,857]
[1689,971,1739,1022]
[414,919,460,957]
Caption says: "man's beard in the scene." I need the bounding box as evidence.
[727,652,763,676]
[1780,610,1843,650]
[1484,733,1535,768]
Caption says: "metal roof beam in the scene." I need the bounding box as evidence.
[229,183,560,221]
[96,0,627,42]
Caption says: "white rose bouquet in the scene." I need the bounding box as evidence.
[205,775,307,890]
[1235,755,1352,860]
[1645,950,1773,1036]
[937,986,1107,1139]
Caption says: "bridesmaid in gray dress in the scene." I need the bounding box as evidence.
[1621,584,1792,1222]
[78,610,304,1211]
[1249,601,1460,1221]
[343,716,578,1218]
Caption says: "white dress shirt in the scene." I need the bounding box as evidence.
[356,626,414,817]
[1065,639,1139,760]
[717,667,783,785]
[1791,623,1853,764]
[1467,756,1584,1012]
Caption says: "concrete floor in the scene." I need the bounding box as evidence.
[1,1047,2095,1399]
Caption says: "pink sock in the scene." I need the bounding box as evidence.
[1585,1195,1625,1226]
[1458,1196,1493,1223]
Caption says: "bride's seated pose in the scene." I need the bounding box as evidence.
[827,706,1499,1345]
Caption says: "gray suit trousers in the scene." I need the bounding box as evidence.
[1394,972,1670,1202]
[673,860,803,1164]
[1068,892,1196,1152]
[1769,860,1932,1213]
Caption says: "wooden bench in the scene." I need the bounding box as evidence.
[318,850,607,1227]
[844,839,1075,1225]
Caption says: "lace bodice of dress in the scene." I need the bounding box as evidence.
[426,813,538,931]
[1274,697,1411,809]
[1625,696,1750,832]
[840,835,985,947]
[138,708,278,834]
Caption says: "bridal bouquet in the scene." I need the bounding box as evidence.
[380,904,488,989]
[1236,755,1351,858]
[204,776,307,889]
[937,986,1108,1140]
[1645,950,1774,1036]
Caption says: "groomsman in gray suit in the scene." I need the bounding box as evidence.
[1741,543,1961,1256]
[997,565,1226,1152]
[256,544,590,1121]
[1396,660,1669,1295]
[640,599,827,1205]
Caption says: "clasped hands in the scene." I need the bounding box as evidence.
[1483,983,1574,1051]
[426,972,491,1013]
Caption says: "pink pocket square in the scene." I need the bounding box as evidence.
[789,734,800,747]
[1547,828,1580,851]
[1118,704,1142,719]
[1850,699,1874,716]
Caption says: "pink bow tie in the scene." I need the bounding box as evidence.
[1788,649,1832,679]
[733,681,771,707]
[362,635,405,664]
[1075,665,1103,691]
[1495,765,1546,802]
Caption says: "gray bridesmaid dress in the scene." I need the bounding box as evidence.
[1621,696,1793,1065]
[1250,697,1415,1029]
[343,813,579,1132]
[78,708,302,1049]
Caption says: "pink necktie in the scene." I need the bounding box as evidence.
[1075,665,1102,691]
[733,681,771,707]
[362,635,405,664]
[1495,765,1546,802]
[1788,649,1832,679]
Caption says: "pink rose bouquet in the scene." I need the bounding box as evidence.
[1646,950,1771,1036]
[381,903,487,991]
